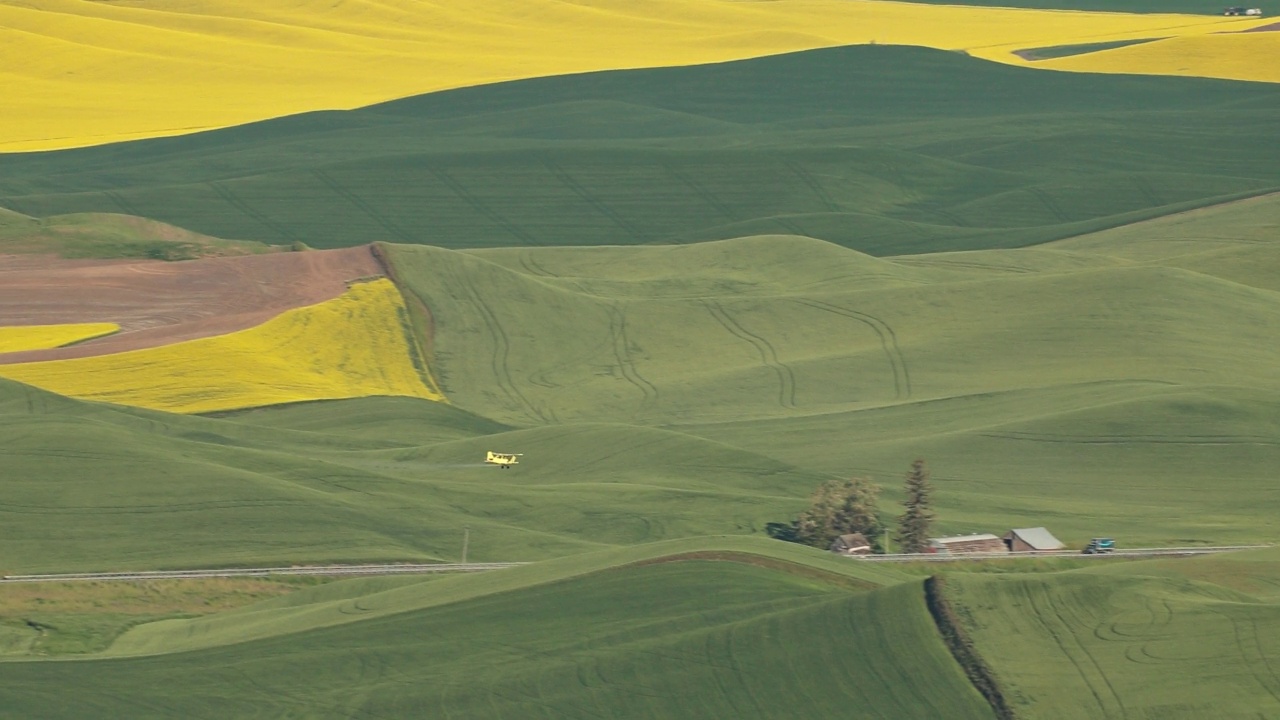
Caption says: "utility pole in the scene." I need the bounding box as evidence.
[461,525,470,564]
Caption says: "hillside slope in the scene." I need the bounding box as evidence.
[0,0,1267,151]
[3,46,1277,255]
[0,279,441,412]
[387,237,1280,425]
[2,198,1278,571]
[0,378,839,573]
[380,234,1280,545]
[0,552,995,720]
[947,548,1280,719]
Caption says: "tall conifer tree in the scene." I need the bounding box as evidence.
[895,459,935,553]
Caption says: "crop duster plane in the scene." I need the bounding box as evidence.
[485,451,522,469]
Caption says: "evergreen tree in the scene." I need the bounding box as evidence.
[895,459,935,553]
[793,476,883,551]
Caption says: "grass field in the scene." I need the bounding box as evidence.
[1,0,1269,152]
[1,194,1275,575]
[947,547,1280,718]
[0,209,274,259]
[2,46,1277,257]
[380,223,1280,546]
[0,543,998,719]
[0,279,441,413]
[0,374,854,572]
[0,323,118,354]
[1,1,1277,715]
[0,576,333,656]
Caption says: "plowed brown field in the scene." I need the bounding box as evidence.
[0,246,382,364]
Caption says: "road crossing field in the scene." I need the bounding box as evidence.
[1,3,1278,715]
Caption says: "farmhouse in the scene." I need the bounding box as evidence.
[929,533,1005,554]
[1003,527,1065,552]
[829,533,873,555]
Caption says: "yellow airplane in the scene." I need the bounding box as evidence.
[485,451,522,469]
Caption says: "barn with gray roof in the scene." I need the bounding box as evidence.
[1003,527,1065,552]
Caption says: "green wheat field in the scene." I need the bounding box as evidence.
[1,21,1278,720]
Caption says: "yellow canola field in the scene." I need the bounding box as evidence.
[0,323,119,353]
[1018,32,1280,81]
[0,279,443,413]
[1,0,1273,152]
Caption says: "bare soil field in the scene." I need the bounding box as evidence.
[0,246,382,364]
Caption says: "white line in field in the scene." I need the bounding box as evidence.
[0,562,529,584]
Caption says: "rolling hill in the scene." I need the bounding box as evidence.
[946,546,1280,718]
[3,536,1275,718]
[0,541,998,719]
[0,376,843,573]
[1,1,1276,716]
[2,46,1277,256]
[381,229,1280,545]
[2,196,1276,575]
[0,279,442,413]
[1,0,1268,151]
[0,208,272,259]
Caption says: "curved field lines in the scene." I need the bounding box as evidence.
[312,170,416,245]
[457,281,548,425]
[702,301,797,410]
[793,299,911,401]
[951,573,1280,719]
[0,279,443,413]
[544,162,650,244]
[607,304,660,416]
[1216,607,1280,707]
[1035,582,1129,718]
[427,167,541,247]
[209,182,300,244]
[0,323,118,354]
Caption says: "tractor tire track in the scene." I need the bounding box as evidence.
[1027,586,1115,718]
[105,190,143,218]
[608,303,658,414]
[931,206,971,228]
[788,162,839,212]
[313,169,415,243]
[518,252,555,278]
[1218,609,1280,706]
[703,300,796,409]
[664,163,735,220]
[1245,616,1280,701]
[428,167,542,246]
[1045,588,1128,718]
[767,212,812,237]
[545,161,647,243]
[209,181,298,242]
[794,299,910,400]
[1028,186,1070,224]
[1132,175,1164,209]
[460,281,546,423]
